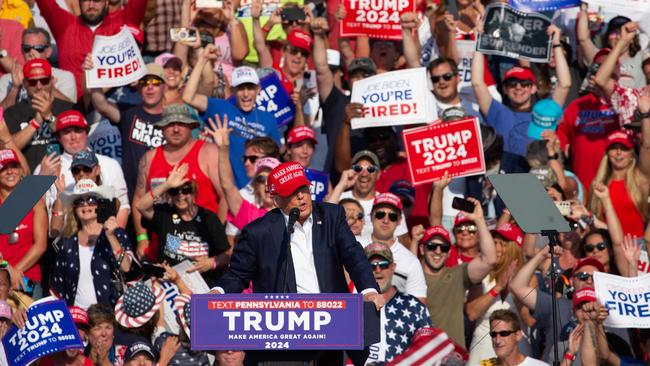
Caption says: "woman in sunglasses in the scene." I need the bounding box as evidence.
[52,180,132,308]
[136,163,229,287]
[0,148,47,298]
[466,223,530,365]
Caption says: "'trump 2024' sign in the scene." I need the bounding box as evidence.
[191,293,364,350]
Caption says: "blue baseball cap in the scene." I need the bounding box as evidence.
[527,99,563,140]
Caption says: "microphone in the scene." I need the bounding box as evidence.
[287,208,300,235]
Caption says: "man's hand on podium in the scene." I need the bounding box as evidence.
[210,287,224,294]
[363,292,385,311]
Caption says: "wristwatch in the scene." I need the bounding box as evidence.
[0,50,7,58]
[44,115,57,125]
[547,153,559,160]
[634,110,650,121]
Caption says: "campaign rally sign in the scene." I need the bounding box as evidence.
[3,299,84,366]
[228,72,295,127]
[637,247,650,274]
[477,3,552,62]
[305,168,329,202]
[86,27,147,88]
[594,272,650,328]
[509,0,580,12]
[191,293,364,350]
[402,117,485,186]
[350,67,437,129]
[340,0,416,40]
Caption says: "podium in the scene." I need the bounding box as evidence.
[190,293,379,365]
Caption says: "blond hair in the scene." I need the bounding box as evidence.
[489,240,523,283]
[587,155,646,221]
[62,206,81,238]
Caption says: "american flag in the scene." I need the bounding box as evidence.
[387,327,468,366]
[165,234,209,259]
[367,293,432,365]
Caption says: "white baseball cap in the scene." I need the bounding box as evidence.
[231,66,260,87]
[327,49,340,67]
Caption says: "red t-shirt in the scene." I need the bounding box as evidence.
[607,179,645,237]
[556,93,622,191]
[0,208,40,282]
[445,246,474,268]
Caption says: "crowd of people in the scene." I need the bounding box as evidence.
[0,0,650,364]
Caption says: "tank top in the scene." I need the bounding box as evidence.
[608,179,645,236]
[147,140,219,213]
[0,207,40,282]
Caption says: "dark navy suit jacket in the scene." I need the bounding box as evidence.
[216,202,379,294]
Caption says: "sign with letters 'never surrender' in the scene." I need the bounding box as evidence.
[477,3,552,62]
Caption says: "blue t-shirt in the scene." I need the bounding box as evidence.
[486,99,532,174]
[202,98,281,188]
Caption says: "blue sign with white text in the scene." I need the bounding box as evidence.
[191,293,364,350]
[2,300,84,366]
[229,72,295,127]
[509,0,579,12]
[305,168,329,202]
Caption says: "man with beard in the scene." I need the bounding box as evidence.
[420,198,496,346]
[36,0,147,98]
[364,242,431,364]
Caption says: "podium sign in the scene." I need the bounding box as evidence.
[191,293,364,350]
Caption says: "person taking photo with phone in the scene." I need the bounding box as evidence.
[136,162,230,288]
[51,180,132,308]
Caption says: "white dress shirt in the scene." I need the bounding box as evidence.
[283,213,321,293]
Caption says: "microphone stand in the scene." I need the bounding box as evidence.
[541,230,561,366]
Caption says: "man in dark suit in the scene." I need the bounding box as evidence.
[212,161,383,365]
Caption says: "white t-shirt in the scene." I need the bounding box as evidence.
[520,357,550,366]
[74,245,98,310]
[359,233,427,299]
[339,190,408,239]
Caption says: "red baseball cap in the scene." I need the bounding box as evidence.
[125,24,144,45]
[69,306,89,326]
[571,257,605,278]
[56,110,88,132]
[267,162,311,197]
[372,192,403,212]
[287,126,317,145]
[287,29,313,53]
[421,226,451,245]
[573,287,597,310]
[23,58,52,80]
[504,66,536,84]
[0,149,20,170]
[606,130,633,149]
[454,211,473,227]
[491,223,524,248]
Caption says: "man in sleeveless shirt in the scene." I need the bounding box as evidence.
[133,104,224,259]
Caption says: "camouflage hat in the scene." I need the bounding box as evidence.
[155,104,199,128]
[364,242,393,263]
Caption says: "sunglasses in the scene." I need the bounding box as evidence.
[242,155,261,164]
[168,184,194,196]
[369,260,391,270]
[139,78,163,87]
[504,79,533,88]
[27,77,51,87]
[455,224,477,234]
[73,196,99,207]
[430,72,455,83]
[584,242,608,253]
[71,166,93,175]
[346,212,364,222]
[426,242,451,253]
[287,46,309,58]
[254,174,268,184]
[374,211,399,222]
[489,330,517,338]
[22,44,48,53]
[352,164,378,174]
[574,272,594,281]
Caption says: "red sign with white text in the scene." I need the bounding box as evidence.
[340,0,415,40]
[402,117,486,185]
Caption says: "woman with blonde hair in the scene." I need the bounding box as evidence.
[52,180,132,308]
[466,223,533,364]
[587,131,649,237]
